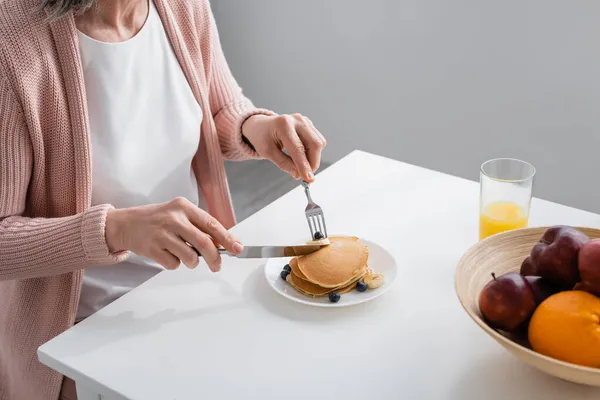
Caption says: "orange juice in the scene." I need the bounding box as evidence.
[479,201,528,240]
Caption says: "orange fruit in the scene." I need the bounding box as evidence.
[528,290,600,368]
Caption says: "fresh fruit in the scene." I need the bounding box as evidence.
[280,270,290,280]
[283,264,292,273]
[520,256,536,276]
[574,281,599,295]
[528,291,600,368]
[530,226,589,288]
[356,281,368,292]
[523,276,557,305]
[313,231,325,240]
[478,272,536,332]
[364,273,384,289]
[328,291,341,303]
[578,239,600,296]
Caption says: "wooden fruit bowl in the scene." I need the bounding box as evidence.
[455,226,600,387]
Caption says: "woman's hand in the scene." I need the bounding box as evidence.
[242,114,327,183]
[105,198,243,272]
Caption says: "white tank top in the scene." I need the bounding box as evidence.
[76,0,204,321]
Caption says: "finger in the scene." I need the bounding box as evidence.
[163,233,199,269]
[295,122,322,172]
[177,223,218,257]
[303,117,327,148]
[150,249,181,270]
[186,209,243,255]
[186,230,222,272]
[279,118,313,182]
[176,221,222,272]
[267,148,299,179]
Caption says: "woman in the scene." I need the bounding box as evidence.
[0,0,326,398]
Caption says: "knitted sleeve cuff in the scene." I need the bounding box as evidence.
[81,204,129,264]
[215,101,277,161]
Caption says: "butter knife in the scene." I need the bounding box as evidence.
[188,243,327,259]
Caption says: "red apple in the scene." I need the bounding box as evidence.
[520,256,536,276]
[573,281,600,296]
[478,272,537,332]
[578,239,600,296]
[530,226,589,288]
[524,276,558,305]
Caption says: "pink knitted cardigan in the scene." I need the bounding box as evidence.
[0,0,275,398]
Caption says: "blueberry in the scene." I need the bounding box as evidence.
[313,232,325,240]
[356,281,368,292]
[328,291,341,303]
[283,264,291,273]
[280,270,290,281]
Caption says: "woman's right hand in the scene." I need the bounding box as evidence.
[104,197,243,272]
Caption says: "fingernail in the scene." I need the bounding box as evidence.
[292,170,300,180]
[308,171,314,179]
[233,242,244,253]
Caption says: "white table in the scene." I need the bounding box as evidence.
[39,151,600,400]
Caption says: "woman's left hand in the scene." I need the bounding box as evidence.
[242,114,326,183]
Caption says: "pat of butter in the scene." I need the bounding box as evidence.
[306,238,330,246]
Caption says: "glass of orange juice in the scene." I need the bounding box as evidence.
[479,158,536,240]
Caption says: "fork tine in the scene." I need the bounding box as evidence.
[320,215,328,238]
[306,217,315,237]
[312,217,319,237]
[316,216,324,236]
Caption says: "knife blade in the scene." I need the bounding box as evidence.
[187,243,327,259]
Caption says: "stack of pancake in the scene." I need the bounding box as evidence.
[286,236,370,297]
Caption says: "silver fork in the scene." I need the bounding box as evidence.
[301,181,328,239]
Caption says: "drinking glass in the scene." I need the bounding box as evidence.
[479,158,536,240]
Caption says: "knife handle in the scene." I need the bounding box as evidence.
[186,242,229,257]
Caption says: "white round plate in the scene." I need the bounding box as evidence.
[264,237,397,307]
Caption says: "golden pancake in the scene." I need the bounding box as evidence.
[286,267,368,297]
[290,256,365,285]
[289,257,309,281]
[286,271,331,296]
[297,265,366,294]
[336,269,368,294]
[297,236,368,288]
[335,266,367,288]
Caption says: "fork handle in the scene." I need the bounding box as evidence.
[301,181,314,203]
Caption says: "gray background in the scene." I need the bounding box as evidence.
[214,0,600,214]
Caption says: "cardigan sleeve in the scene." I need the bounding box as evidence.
[0,74,127,282]
[206,6,277,161]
